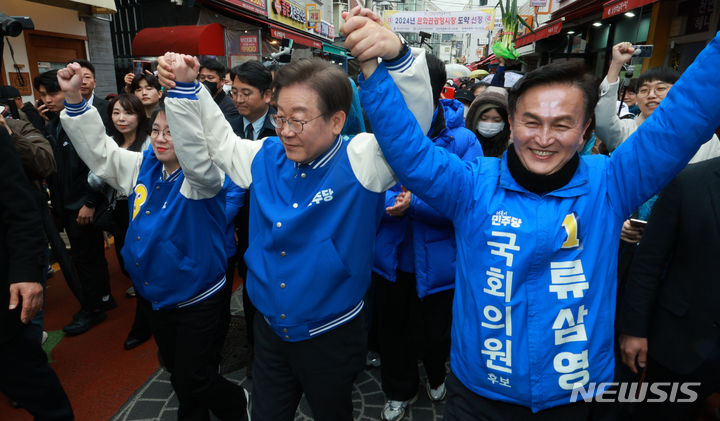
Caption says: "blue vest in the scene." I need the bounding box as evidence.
[122,149,228,310]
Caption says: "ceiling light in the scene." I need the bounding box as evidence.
[624,11,636,17]
[593,22,603,27]
[567,30,576,34]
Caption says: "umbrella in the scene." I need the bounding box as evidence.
[482,71,524,88]
[469,69,489,78]
[445,63,471,78]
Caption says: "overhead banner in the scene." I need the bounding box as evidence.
[385,9,495,34]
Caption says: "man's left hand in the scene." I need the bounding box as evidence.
[9,282,43,324]
[76,205,95,225]
[386,187,412,216]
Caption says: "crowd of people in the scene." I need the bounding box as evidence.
[2,7,720,421]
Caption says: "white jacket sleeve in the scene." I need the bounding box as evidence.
[594,77,638,152]
[163,92,224,199]
[384,47,433,136]
[60,103,141,196]
[689,134,720,164]
[196,83,263,188]
[348,47,433,192]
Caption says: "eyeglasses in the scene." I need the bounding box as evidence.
[637,84,670,98]
[269,113,323,134]
[151,128,171,140]
[230,90,253,101]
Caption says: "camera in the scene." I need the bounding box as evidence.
[0,12,33,37]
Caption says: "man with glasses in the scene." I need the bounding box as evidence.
[228,61,276,141]
[157,48,431,420]
[595,42,720,161]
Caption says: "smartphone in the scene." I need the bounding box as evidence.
[442,86,455,99]
[632,45,654,58]
[629,218,647,228]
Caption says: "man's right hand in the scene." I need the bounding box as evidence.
[56,63,84,104]
[608,42,636,84]
[123,72,135,92]
[620,219,644,243]
[619,334,648,374]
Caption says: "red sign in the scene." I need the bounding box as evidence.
[270,27,322,49]
[602,0,658,19]
[515,20,563,48]
[239,35,259,54]
[221,0,268,16]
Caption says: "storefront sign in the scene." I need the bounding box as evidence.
[222,0,268,16]
[385,9,495,34]
[602,0,658,19]
[515,20,562,47]
[530,0,547,6]
[306,4,320,29]
[239,35,259,54]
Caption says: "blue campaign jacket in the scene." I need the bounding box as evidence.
[359,35,720,412]
[122,148,229,310]
[373,99,483,297]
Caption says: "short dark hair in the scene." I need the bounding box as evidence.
[231,61,272,92]
[149,100,166,128]
[130,73,162,93]
[108,93,150,152]
[199,58,227,79]
[508,62,599,124]
[34,70,60,93]
[425,53,446,107]
[638,67,680,88]
[272,58,352,119]
[68,59,95,76]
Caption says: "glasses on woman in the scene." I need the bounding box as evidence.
[269,114,323,134]
[151,128,171,140]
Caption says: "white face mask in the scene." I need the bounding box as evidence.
[476,121,505,138]
[222,84,232,94]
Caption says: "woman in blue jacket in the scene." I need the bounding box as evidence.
[56,63,248,421]
[374,53,483,421]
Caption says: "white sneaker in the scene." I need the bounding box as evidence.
[382,399,409,421]
[426,381,447,402]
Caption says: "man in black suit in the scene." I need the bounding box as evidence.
[34,70,114,336]
[228,61,276,141]
[618,156,720,420]
[0,127,73,420]
[227,61,277,376]
[198,58,239,122]
[68,59,112,132]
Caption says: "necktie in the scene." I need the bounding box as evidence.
[245,123,254,140]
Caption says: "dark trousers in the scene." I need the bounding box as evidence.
[0,325,73,421]
[138,284,246,421]
[252,310,367,421]
[630,355,720,421]
[62,210,110,310]
[374,270,453,400]
[444,372,615,421]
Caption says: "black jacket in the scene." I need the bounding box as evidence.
[215,90,240,122]
[618,157,720,374]
[229,105,277,140]
[45,116,105,215]
[0,129,45,343]
[92,96,113,134]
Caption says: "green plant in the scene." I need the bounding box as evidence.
[492,0,535,60]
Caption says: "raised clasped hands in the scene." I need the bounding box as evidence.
[156,52,200,89]
[341,6,402,78]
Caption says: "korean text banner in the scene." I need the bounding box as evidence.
[385,9,495,34]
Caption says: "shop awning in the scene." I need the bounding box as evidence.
[323,43,347,57]
[551,0,605,23]
[515,20,563,48]
[132,23,225,57]
[269,24,322,49]
[602,0,659,19]
[28,0,116,14]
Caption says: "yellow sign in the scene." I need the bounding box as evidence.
[306,4,320,30]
